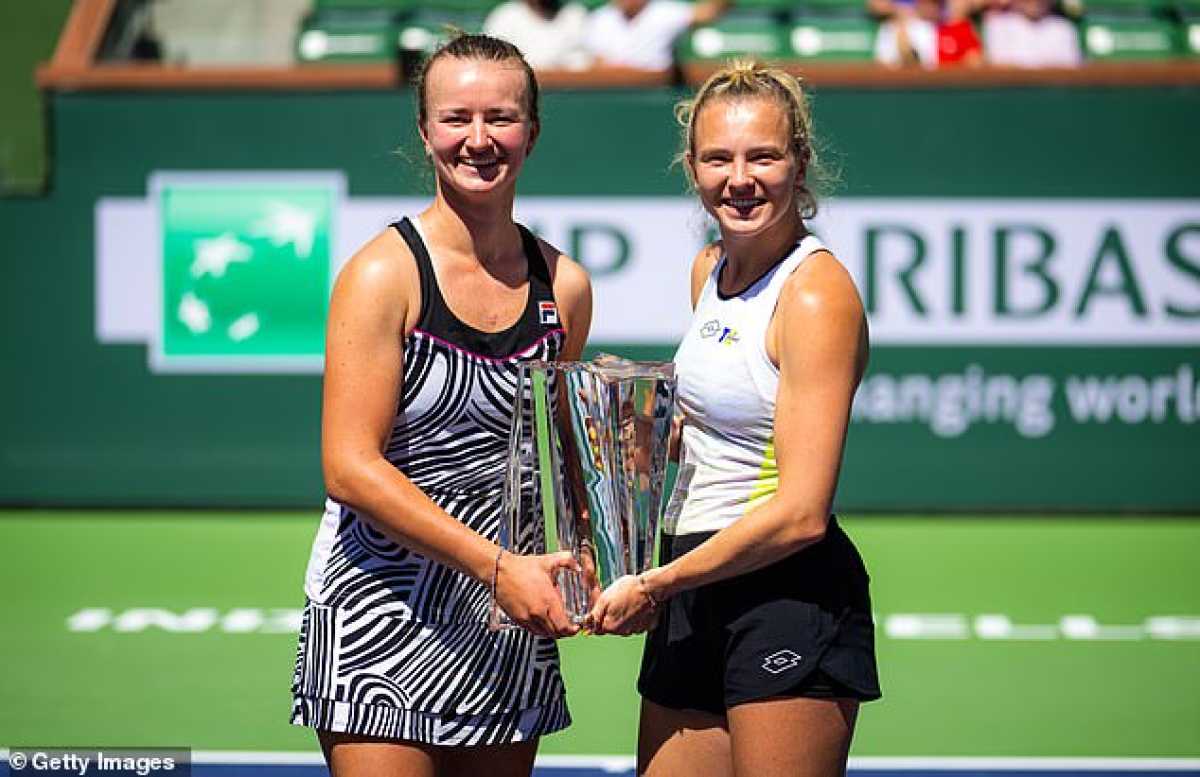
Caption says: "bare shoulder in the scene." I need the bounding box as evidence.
[331,227,421,331]
[536,236,592,307]
[689,241,722,307]
[779,249,864,325]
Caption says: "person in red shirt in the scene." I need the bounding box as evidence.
[938,0,984,65]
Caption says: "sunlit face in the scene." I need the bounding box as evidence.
[420,57,536,199]
[687,97,803,240]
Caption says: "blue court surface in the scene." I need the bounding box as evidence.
[184,759,1200,777]
[8,753,1194,777]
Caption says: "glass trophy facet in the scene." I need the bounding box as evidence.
[490,356,676,630]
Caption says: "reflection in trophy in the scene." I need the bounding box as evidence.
[490,356,676,630]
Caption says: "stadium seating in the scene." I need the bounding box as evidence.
[1178,0,1200,54]
[678,11,791,61]
[678,0,878,63]
[1077,0,1185,59]
[297,1,489,63]
[295,9,400,62]
[297,0,1192,64]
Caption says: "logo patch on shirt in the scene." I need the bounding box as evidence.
[700,318,739,345]
[762,649,803,674]
[539,301,559,325]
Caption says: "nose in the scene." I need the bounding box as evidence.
[728,157,753,191]
[466,116,489,151]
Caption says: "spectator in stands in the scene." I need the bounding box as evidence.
[871,0,940,67]
[584,0,731,71]
[938,0,984,65]
[982,0,1081,66]
[484,0,592,70]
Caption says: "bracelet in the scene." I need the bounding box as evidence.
[489,547,505,601]
[636,573,659,610]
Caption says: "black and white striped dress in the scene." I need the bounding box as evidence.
[290,216,570,746]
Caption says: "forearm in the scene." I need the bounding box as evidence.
[644,497,828,600]
[326,456,498,583]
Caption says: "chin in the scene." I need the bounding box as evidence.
[448,171,513,196]
[715,213,773,237]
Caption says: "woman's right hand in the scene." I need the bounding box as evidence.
[493,550,582,639]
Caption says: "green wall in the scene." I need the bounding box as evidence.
[1,85,1197,508]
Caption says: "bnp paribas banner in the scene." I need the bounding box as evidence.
[95,173,1200,509]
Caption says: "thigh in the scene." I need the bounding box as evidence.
[727,696,859,777]
[318,730,437,777]
[638,698,733,777]
[442,739,539,777]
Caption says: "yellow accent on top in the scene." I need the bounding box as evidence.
[744,436,779,514]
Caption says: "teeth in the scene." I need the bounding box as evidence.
[729,199,760,208]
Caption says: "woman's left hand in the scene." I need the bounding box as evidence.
[586,575,659,636]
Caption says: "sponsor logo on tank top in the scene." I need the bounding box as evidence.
[539,301,559,325]
[762,649,804,674]
[700,318,740,346]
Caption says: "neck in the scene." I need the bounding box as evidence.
[720,212,805,291]
[422,183,522,267]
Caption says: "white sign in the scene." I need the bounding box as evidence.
[97,181,1200,364]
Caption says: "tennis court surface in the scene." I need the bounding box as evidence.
[1,511,1196,774]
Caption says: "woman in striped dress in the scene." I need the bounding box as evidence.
[290,34,593,777]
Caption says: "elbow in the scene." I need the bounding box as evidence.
[322,452,371,508]
[783,512,827,550]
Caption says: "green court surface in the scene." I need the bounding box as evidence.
[1,512,1197,756]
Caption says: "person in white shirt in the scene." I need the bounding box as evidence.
[588,61,880,777]
[585,0,731,71]
[871,0,940,67]
[983,0,1082,66]
[484,0,592,70]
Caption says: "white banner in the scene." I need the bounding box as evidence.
[96,183,1200,363]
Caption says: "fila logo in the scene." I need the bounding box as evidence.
[699,319,739,345]
[539,301,559,325]
[761,649,803,674]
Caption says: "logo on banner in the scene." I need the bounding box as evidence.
[539,301,559,325]
[96,172,342,373]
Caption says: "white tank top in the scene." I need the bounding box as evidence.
[663,235,827,536]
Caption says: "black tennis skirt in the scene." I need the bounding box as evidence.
[638,516,882,715]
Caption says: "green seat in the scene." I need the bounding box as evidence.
[786,17,878,60]
[677,15,791,61]
[1184,21,1200,55]
[314,0,415,11]
[397,9,489,54]
[731,0,808,13]
[316,0,502,13]
[1081,17,1181,57]
[794,0,873,18]
[1178,0,1200,55]
[295,12,400,62]
[1081,0,1179,20]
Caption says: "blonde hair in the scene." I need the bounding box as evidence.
[676,60,823,220]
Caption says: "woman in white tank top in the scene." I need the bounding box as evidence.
[588,62,880,776]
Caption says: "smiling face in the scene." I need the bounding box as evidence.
[419,56,537,200]
[687,96,804,240]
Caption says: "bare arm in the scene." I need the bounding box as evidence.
[591,252,868,632]
[322,230,579,637]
